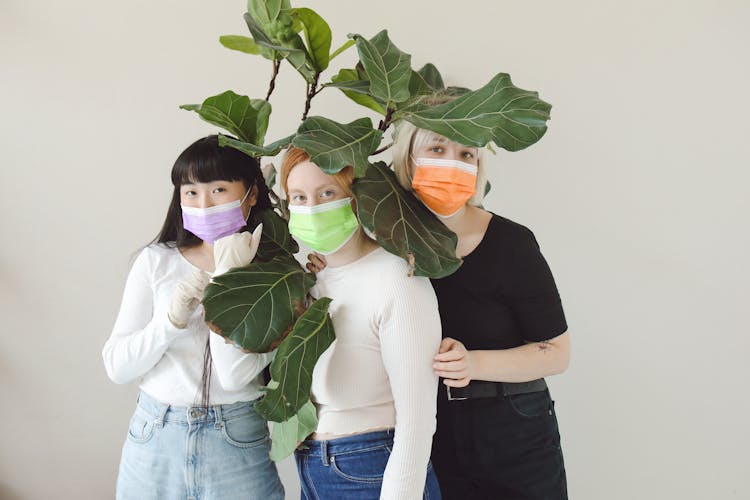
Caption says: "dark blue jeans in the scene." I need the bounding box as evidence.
[295,429,441,499]
[432,389,567,500]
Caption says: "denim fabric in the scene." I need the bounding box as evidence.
[432,389,567,500]
[294,429,441,500]
[116,391,284,500]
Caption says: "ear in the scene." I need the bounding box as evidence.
[242,184,259,219]
[246,184,259,207]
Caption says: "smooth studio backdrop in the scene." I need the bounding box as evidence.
[1,1,748,499]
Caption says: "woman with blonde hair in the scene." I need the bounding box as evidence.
[390,118,571,500]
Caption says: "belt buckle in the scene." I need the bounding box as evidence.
[446,386,468,401]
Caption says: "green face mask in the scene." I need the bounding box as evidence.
[288,197,360,254]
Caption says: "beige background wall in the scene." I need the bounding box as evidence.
[2,1,749,498]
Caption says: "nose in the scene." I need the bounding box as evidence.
[197,192,214,208]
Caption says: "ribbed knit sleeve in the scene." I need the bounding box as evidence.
[209,333,274,392]
[378,273,442,500]
[102,248,187,384]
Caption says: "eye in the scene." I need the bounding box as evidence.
[430,145,444,153]
[320,189,336,199]
[461,150,475,160]
[183,189,197,196]
[290,194,305,203]
[212,186,227,194]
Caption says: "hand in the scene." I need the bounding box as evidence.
[433,337,473,387]
[305,252,327,274]
[168,270,210,329]
[213,224,263,276]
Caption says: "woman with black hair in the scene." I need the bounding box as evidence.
[102,135,284,500]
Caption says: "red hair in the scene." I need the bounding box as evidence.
[280,146,355,198]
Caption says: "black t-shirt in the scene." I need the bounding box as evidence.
[431,214,567,350]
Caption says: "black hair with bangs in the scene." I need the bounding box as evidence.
[154,135,272,248]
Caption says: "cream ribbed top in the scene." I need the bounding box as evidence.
[311,247,442,499]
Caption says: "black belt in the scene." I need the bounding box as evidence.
[446,379,547,401]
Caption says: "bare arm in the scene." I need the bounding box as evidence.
[433,331,570,387]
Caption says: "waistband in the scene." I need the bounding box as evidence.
[296,429,395,459]
[446,378,548,401]
[134,390,260,425]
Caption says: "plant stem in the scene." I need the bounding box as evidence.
[377,108,395,132]
[372,142,393,155]
[266,59,281,102]
[301,72,321,121]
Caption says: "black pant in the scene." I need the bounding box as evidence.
[432,388,567,500]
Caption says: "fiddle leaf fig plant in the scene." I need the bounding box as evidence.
[395,72,552,151]
[292,116,383,176]
[180,91,270,145]
[203,261,314,353]
[184,0,551,460]
[352,162,462,278]
[255,297,335,423]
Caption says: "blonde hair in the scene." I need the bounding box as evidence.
[391,120,487,206]
[280,146,355,199]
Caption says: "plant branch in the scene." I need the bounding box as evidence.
[265,59,281,102]
[301,72,321,121]
[372,142,393,155]
[377,107,395,132]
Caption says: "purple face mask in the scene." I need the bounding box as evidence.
[181,190,250,244]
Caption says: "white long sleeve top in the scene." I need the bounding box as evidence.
[102,244,273,406]
[311,247,442,500]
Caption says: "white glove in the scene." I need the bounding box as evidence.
[167,270,210,329]
[213,224,263,276]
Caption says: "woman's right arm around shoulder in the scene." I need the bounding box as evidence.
[102,248,191,384]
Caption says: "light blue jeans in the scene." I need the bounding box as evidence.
[116,391,284,500]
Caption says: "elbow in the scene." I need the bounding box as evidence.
[213,368,250,392]
[102,347,132,385]
[547,331,571,376]
[216,378,246,393]
[551,352,570,375]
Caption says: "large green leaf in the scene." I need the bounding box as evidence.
[292,116,383,176]
[203,261,315,353]
[290,8,332,71]
[247,0,282,26]
[255,297,335,422]
[180,91,270,145]
[218,133,294,158]
[395,73,552,151]
[219,35,262,55]
[353,162,462,278]
[269,400,317,461]
[248,208,299,263]
[326,68,386,115]
[350,30,412,106]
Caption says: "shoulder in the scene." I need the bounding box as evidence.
[366,248,436,296]
[485,213,540,252]
[131,243,181,274]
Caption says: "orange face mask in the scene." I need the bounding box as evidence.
[411,157,477,217]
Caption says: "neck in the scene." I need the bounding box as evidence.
[438,205,472,233]
[325,227,378,268]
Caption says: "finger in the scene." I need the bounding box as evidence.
[306,262,319,273]
[433,360,467,373]
[249,224,263,254]
[437,337,458,354]
[435,369,469,380]
[443,376,471,388]
[433,349,464,362]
